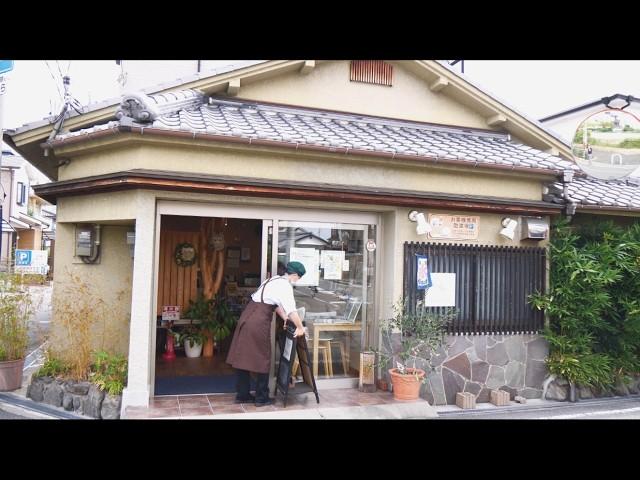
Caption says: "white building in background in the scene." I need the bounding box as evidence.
[1,149,55,271]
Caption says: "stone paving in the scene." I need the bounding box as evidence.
[123,388,434,419]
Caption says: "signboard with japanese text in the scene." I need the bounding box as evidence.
[428,214,479,240]
[15,249,49,274]
[162,306,181,322]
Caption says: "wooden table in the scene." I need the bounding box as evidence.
[312,322,362,378]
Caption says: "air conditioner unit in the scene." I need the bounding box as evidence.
[521,217,549,241]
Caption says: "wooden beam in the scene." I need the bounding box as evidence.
[487,113,507,127]
[300,60,315,75]
[226,78,240,96]
[429,76,449,92]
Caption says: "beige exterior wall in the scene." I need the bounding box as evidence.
[50,187,550,365]
[50,222,134,360]
[380,206,549,322]
[239,61,492,129]
[58,144,544,202]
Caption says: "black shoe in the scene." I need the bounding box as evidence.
[255,398,274,407]
[234,394,256,404]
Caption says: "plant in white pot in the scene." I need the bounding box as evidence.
[0,275,34,391]
[173,324,206,358]
[374,299,453,401]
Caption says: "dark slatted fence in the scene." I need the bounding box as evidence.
[404,242,546,335]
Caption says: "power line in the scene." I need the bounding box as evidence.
[44,60,63,104]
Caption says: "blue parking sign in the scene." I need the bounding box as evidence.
[15,250,32,266]
[0,60,14,75]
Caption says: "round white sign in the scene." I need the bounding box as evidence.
[366,240,376,252]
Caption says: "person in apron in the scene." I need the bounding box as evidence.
[226,261,307,406]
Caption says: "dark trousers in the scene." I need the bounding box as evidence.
[236,369,270,402]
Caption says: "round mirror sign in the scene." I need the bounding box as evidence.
[571,109,640,180]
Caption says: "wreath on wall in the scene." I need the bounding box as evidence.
[175,242,197,267]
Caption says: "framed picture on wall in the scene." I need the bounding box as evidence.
[241,247,251,262]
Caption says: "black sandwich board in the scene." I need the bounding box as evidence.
[274,322,320,407]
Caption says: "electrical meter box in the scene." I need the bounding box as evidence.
[521,217,549,241]
[76,226,94,256]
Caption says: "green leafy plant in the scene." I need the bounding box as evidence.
[0,274,33,362]
[204,295,236,342]
[89,350,128,396]
[183,295,212,320]
[172,323,206,348]
[530,218,640,388]
[373,299,453,383]
[185,294,236,343]
[34,353,70,378]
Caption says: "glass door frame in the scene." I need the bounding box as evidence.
[155,200,380,393]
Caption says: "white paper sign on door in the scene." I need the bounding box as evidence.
[290,247,320,286]
[321,250,344,280]
[424,273,456,306]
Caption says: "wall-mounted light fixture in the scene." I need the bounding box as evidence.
[499,217,518,240]
[408,210,432,236]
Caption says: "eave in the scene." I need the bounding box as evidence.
[34,169,563,216]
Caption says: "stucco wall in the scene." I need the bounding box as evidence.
[50,222,133,360]
[57,144,544,203]
[382,206,549,317]
[239,61,492,129]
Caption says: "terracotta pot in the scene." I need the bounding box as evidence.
[388,368,425,400]
[0,358,25,392]
[377,379,389,391]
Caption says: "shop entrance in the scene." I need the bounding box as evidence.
[151,202,379,397]
[154,215,267,395]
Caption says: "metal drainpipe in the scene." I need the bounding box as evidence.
[561,169,577,221]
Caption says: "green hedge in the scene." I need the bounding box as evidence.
[530,219,640,388]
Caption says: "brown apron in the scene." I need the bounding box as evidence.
[226,277,283,374]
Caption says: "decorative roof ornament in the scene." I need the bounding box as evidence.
[116,89,205,124]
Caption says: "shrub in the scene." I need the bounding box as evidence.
[34,353,70,378]
[0,274,33,361]
[531,219,640,387]
[89,350,128,396]
[374,299,453,381]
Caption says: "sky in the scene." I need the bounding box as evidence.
[2,59,640,135]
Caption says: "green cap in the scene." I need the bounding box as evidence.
[286,261,306,278]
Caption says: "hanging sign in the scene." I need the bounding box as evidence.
[416,254,432,290]
[366,240,376,252]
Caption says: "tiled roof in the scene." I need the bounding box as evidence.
[57,91,578,173]
[550,177,640,210]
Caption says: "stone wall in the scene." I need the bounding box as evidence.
[544,374,640,401]
[420,334,549,405]
[27,376,121,419]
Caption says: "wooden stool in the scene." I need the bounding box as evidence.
[329,340,348,375]
[293,341,332,377]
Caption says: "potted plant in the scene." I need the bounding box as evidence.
[0,275,33,391]
[184,295,214,356]
[374,299,453,401]
[201,294,236,355]
[173,323,206,358]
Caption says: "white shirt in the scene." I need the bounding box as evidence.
[251,275,297,316]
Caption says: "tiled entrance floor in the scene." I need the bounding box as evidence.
[124,388,411,419]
